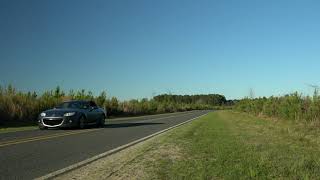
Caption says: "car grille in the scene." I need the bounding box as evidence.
[43,118,63,126]
[46,112,64,117]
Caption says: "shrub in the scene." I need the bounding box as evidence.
[235,92,320,123]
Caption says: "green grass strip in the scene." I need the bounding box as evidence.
[150,111,320,179]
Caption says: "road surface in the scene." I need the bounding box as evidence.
[0,110,209,180]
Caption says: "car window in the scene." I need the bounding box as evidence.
[89,101,97,107]
[81,102,90,109]
[57,102,81,109]
[69,102,81,108]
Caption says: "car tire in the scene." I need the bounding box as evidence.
[79,116,86,129]
[97,115,105,128]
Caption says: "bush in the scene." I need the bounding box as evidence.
[235,91,320,123]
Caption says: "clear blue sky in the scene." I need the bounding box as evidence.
[1,0,320,100]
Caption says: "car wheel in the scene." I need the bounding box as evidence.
[79,116,86,129]
[97,115,105,128]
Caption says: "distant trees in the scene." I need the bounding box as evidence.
[0,85,230,125]
[153,94,227,106]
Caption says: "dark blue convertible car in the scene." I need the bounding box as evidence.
[38,100,106,129]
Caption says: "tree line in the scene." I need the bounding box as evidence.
[153,94,227,106]
[0,85,230,125]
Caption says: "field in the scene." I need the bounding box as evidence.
[59,110,320,179]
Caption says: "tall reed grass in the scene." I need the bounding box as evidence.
[235,91,320,123]
[0,85,218,125]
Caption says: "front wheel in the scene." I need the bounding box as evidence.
[97,115,105,128]
[79,116,86,129]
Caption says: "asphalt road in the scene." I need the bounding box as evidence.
[0,110,209,180]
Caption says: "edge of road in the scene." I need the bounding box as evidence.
[36,112,209,180]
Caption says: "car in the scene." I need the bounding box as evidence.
[38,100,106,130]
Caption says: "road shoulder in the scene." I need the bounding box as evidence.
[54,123,177,180]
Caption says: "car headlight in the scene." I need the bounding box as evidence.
[40,112,46,117]
[64,112,76,117]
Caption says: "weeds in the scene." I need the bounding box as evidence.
[235,91,320,123]
[0,85,227,126]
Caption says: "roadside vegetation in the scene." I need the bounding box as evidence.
[65,111,320,179]
[0,85,231,127]
[235,90,320,125]
[150,111,320,179]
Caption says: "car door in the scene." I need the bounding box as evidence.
[83,101,96,124]
[89,101,99,123]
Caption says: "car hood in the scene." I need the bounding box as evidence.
[44,108,79,117]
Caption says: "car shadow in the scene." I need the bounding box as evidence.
[102,122,164,128]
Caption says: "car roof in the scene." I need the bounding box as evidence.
[62,100,93,103]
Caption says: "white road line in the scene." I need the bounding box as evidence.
[36,112,209,180]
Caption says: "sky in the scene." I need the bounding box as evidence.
[1,0,320,100]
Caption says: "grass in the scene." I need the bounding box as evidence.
[0,122,37,134]
[125,110,320,179]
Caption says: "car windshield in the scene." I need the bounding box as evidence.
[56,102,82,109]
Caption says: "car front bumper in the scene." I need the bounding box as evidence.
[38,115,80,128]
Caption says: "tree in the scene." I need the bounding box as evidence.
[96,91,107,107]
